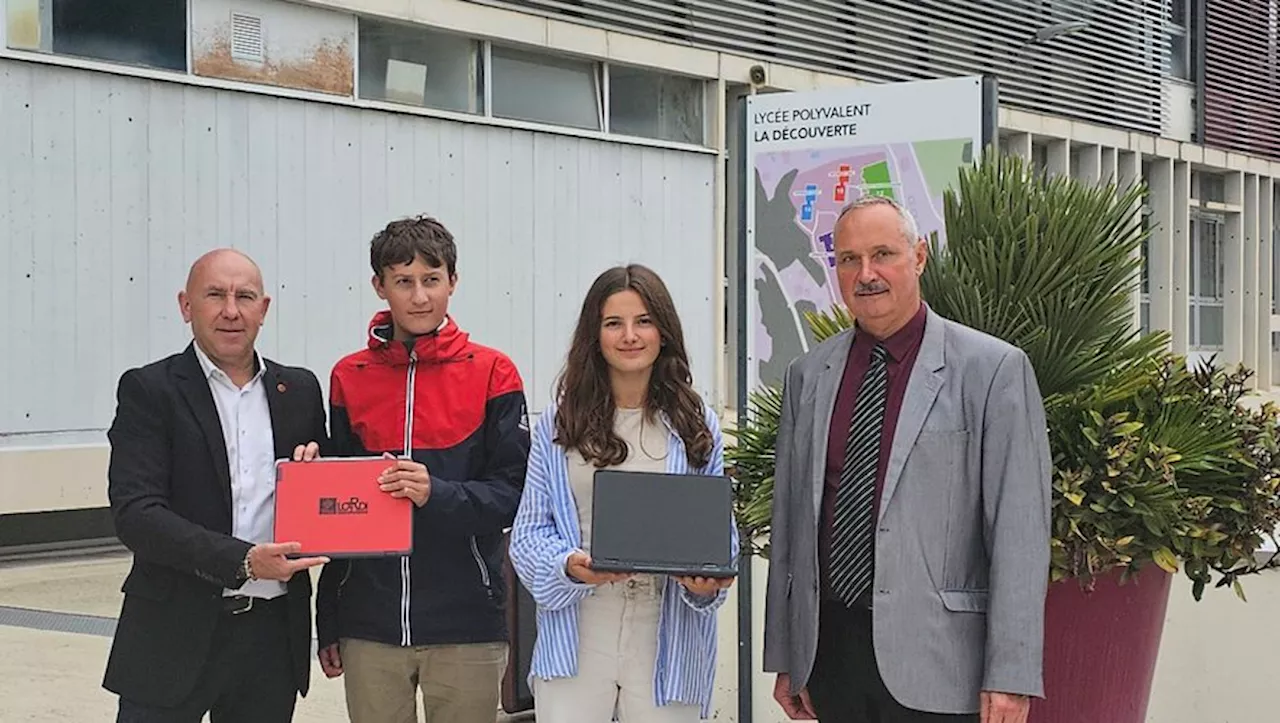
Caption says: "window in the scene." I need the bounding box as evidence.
[1140,203,1151,334]
[1166,0,1190,80]
[1273,222,1280,314]
[7,0,187,72]
[6,5,712,147]
[608,64,705,145]
[1197,172,1225,204]
[491,46,601,131]
[1140,224,1150,294]
[1189,214,1224,350]
[358,19,482,114]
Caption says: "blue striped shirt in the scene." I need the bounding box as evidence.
[509,402,738,717]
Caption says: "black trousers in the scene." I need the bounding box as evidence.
[116,596,296,723]
[809,600,978,723]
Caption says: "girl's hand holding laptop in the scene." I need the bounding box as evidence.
[566,550,633,586]
[675,576,734,597]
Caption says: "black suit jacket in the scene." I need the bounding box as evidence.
[102,344,328,707]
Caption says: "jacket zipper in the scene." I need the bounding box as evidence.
[469,537,492,595]
[400,350,417,647]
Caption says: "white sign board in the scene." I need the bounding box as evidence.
[744,75,988,389]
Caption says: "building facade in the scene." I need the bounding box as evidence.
[0,0,725,530]
[3,0,1280,720]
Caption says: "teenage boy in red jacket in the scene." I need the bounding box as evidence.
[315,215,530,722]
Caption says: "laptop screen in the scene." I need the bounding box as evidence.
[590,470,733,567]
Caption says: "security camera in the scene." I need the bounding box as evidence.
[748,64,767,86]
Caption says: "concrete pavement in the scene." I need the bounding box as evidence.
[0,550,482,722]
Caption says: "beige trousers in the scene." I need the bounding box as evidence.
[339,637,508,723]
[533,576,701,723]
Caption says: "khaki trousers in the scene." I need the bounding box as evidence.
[533,576,701,723]
[339,637,508,723]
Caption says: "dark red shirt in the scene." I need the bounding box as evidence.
[819,302,928,598]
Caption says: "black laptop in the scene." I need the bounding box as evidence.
[589,470,737,578]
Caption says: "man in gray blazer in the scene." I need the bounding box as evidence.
[762,195,1051,723]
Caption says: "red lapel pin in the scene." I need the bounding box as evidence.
[277,382,287,393]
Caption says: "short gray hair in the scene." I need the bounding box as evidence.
[834,194,921,246]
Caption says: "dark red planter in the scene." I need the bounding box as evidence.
[1029,568,1173,723]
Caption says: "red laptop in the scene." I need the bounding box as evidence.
[274,457,413,557]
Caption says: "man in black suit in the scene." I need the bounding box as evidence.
[103,248,330,723]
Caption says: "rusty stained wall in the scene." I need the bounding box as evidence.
[191,0,354,96]
[0,57,718,442]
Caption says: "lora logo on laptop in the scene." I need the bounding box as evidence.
[277,458,412,557]
[318,497,370,515]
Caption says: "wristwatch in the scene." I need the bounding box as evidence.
[234,550,255,585]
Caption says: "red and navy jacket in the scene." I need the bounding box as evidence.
[315,311,530,649]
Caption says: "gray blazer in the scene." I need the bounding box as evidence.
[762,307,1051,715]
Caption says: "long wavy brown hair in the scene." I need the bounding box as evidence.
[554,264,712,468]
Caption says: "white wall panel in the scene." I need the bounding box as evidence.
[33,68,75,434]
[3,65,36,438]
[0,59,717,447]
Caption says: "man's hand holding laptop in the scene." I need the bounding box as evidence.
[244,440,330,583]
[246,542,330,581]
[291,442,321,463]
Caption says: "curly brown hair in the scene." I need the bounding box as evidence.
[553,264,712,468]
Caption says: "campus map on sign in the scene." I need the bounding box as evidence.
[751,140,974,385]
[745,77,988,388]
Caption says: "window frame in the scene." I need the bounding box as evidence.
[3,7,719,153]
[1165,0,1191,80]
[487,42,606,132]
[604,61,709,146]
[1189,211,1226,351]
[356,17,484,115]
[7,0,190,73]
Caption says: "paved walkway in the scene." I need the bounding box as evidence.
[0,550,525,722]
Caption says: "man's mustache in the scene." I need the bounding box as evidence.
[855,281,888,294]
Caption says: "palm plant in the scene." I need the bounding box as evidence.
[920,149,1167,397]
[727,149,1280,597]
[730,386,782,557]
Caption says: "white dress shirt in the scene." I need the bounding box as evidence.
[193,343,287,599]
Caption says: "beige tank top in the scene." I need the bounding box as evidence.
[567,406,669,551]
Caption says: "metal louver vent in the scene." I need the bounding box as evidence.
[230,12,265,63]
[1203,0,1280,161]
[471,0,1169,136]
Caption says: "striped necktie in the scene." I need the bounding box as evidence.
[829,343,889,607]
